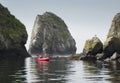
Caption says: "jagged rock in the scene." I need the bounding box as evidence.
[96,53,104,60]
[29,12,76,55]
[110,52,120,60]
[0,4,29,58]
[81,36,103,61]
[83,36,103,55]
[103,37,120,57]
[103,13,120,57]
[104,58,110,62]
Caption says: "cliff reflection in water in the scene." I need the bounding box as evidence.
[0,58,25,83]
[25,57,73,83]
[83,60,120,83]
[0,57,120,83]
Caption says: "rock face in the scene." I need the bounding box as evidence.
[103,13,120,57]
[77,13,120,61]
[83,36,103,55]
[0,4,29,58]
[29,12,76,55]
[110,52,120,60]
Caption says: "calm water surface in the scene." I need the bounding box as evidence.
[0,57,120,83]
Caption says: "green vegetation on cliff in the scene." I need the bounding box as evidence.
[0,4,26,41]
[0,4,29,57]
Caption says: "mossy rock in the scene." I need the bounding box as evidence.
[103,13,120,57]
[103,37,120,57]
[83,36,103,55]
[107,13,120,38]
[0,4,29,58]
[0,4,27,43]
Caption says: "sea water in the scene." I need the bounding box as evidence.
[0,57,120,83]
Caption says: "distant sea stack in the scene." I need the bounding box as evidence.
[83,36,103,55]
[29,12,76,55]
[0,4,29,58]
[103,13,120,57]
[74,36,103,60]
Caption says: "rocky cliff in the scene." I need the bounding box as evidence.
[78,13,120,61]
[71,13,120,61]
[0,4,29,58]
[103,13,120,57]
[29,12,76,55]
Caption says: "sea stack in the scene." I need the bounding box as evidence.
[83,36,103,55]
[29,12,76,55]
[103,13,120,57]
[0,4,29,58]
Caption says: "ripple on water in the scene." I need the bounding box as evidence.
[1,57,120,83]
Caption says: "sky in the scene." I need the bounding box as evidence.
[1,0,120,53]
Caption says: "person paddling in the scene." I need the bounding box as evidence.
[37,54,42,58]
[39,54,42,58]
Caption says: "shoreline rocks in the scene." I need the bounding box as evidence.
[72,13,120,62]
[77,36,103,60]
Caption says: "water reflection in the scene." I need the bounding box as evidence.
[1,57,120,83]
[0,58,25,83]
[25,57,41,83]
[25,57,73,83]
[83,60,120,83]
